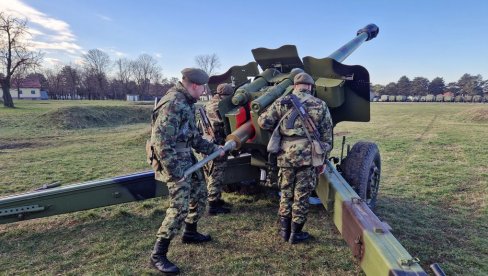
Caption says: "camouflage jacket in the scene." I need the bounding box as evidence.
[258,88,333,167]
[151,82,218,181]
[205,94,227,144]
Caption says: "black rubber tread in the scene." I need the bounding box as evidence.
[340,141,381,210]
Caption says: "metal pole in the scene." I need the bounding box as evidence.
[179,140,237,182]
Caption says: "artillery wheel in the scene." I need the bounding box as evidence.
[340,141,381,210]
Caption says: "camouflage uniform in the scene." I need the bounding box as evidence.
[151,82,218,239]
[258,88,333,224]
[205,93,229,202]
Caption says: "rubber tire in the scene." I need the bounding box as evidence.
[340,141,381,210]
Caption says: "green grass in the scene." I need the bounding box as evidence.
[1,100,487,275]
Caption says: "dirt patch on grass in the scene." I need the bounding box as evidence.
[0,142,34,150]
[334,131,351,136]
[459,107,488,122]
[39,106,152,129]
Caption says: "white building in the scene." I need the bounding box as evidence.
[0,78,47,100]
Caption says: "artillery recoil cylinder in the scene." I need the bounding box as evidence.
[231,68,279,106]
[225,121,255,149]
[251,68,304,112]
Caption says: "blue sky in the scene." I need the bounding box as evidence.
[2,0,487,85]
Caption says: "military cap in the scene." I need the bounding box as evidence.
[294,72,314,85]
[181,68,209,85]
[216,83,234,95]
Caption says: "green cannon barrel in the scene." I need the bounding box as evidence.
[250,68,304,113]
[328,24,379,62]
[232,68,279,106]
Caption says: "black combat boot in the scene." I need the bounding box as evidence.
[150,238,180,274]
[278,216,291,242]
[182,222,212,244]
[289,222,310,244]
[208,200,231,215]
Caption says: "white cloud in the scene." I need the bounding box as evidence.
[44,57,63,67]
[155,53,162,58]
[31,41,82,54]
[0,0,83,65]
[101,47,126,58]
[95,13,112,22]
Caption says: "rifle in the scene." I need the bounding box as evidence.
[197,106,215,141]
[286,94,329,153]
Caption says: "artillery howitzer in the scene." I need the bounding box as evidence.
[0,24,434,275]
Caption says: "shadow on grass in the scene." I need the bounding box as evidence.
[0,193,359,275]
[1,191,485,275]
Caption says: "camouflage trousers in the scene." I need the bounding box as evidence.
[278,166,316,224]
[205,157,227,202]
[156,156,207,240]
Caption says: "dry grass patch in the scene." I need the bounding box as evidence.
[459,107,488,122]
[39,105,152,129]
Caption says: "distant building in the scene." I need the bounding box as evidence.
[199,89,212,101]
[126,94,140,101]
[0,77,48,100]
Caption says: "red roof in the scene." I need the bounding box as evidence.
[11,77,42,89]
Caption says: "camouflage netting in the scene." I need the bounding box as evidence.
[39,105,152,129]
[459,107,488,122]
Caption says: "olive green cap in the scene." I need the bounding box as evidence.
[294,72,314,85]
[181,68,209,85]
[216,83,234,95]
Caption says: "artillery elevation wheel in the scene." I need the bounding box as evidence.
[340,141,381,210]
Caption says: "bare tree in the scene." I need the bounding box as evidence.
[44,68,63,99]
[115,58,133,84]
[195,53,220,76]
[132,54,161,97]
[0,12,43,107]
[114,58,134,97]
[11,64,28,99]
[59,65,81,99]
[82,49,110,99]
[82,49,111,76]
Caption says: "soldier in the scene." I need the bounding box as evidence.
[257,72,333,244]
[148,68,224,274]
[204,83,234,215]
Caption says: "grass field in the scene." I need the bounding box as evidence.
[0,100,487,275]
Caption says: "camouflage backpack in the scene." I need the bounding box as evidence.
[145,98,167,172]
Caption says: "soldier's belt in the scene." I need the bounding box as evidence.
[175,142,191,153]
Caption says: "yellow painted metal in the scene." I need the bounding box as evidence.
[315,161,426,275]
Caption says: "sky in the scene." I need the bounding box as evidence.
[1,0,487,85]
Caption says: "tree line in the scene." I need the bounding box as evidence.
[3,12,487,108]
[372,74,487,97]
[1,13,221,107]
